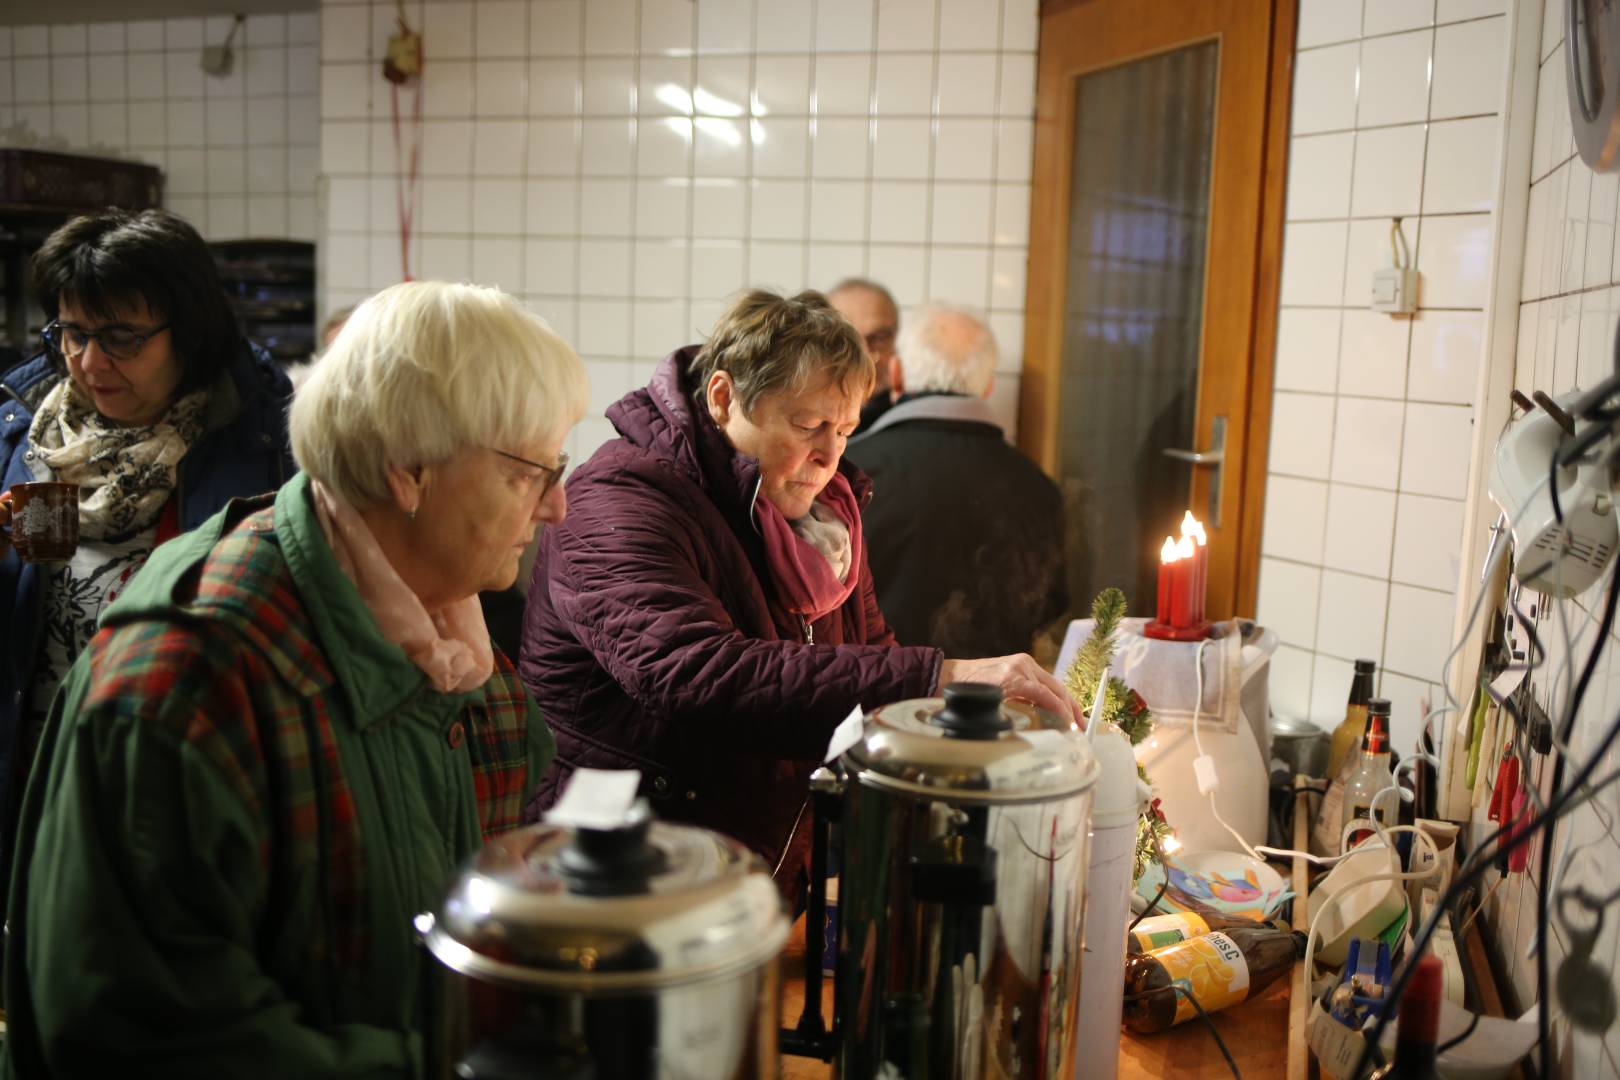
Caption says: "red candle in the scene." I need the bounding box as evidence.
[1180,512,1209,625]
[1196,542,1207,622]
[1156,537,1176,624]
[1170,535,1196,627]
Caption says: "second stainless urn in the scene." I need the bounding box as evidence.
[834,683,1100,1079]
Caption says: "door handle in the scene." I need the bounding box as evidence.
[1162,447,1224,465]
[1162,415,1226,528]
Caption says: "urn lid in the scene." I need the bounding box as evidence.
[844,682,1101,803]
[420,781,788,993]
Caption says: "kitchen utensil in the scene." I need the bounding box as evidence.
[417,796,789,1079]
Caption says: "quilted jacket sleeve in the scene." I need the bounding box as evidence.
[546,482,942,761]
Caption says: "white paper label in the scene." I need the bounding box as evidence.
[1308,998,1370,1079]
[1488,663,1527,705]
[983,729,1077,788]
[544,768,641,830]
[825,704,866,762]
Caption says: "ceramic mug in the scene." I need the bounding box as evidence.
[9,482,79,563]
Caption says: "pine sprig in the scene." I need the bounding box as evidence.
[1063,587,1173,882]
[1064,587,1125,707]
[1062,588,1154,744]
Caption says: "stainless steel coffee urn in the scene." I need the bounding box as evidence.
[829,683,1101,1078]
[417,800,790,1080]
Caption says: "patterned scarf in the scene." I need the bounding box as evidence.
[755,472,863,622]
[26,379,208,542]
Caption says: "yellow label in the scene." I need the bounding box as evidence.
[1153,931,1251,1025]
[1131,911,1210,953]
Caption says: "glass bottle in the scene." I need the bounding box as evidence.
[1341,698,1397,852]
[1126,909,1291,955]
[1314,660,1376,855]
[1327,659,1376,778]
[1121,924,1307,1034]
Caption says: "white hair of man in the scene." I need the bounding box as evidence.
[895,303,1000,398]
[290,280,589,507]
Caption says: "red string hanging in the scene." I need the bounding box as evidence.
[384,14,423,282]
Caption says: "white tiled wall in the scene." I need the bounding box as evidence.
[315,0,1039,461]
[1279,1,1620,1072]
[1477,4,1620,1073]
[0,15,320,243]
[1258,0,1509,758]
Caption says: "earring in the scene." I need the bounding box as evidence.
[406,505,418,522]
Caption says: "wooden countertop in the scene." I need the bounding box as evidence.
[778,916,1295,1080]
[781,781,1319,1079]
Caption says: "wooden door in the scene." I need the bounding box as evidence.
[1020,0,1295,621]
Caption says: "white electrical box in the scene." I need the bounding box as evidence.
[1371,266,1418,314]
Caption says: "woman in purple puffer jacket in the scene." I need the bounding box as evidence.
[519,289,1078,893]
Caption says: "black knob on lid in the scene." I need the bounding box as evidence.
[931,682,1012,740]
[554,799,668,897]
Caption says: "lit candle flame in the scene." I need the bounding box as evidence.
[1160,536,1179,563]
[1176,535,1195,560]
[1181,511,1207,546]
[1162,834,1182,855]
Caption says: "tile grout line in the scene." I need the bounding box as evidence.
[1295,109,1497,139]
[1297,11,1509,54]
[1369,18,1443,700]
[860,0,882,280]
[681,0,701,347]
[985,0,1006,312]
[1304,19,1367,672]
[922,0,942,303]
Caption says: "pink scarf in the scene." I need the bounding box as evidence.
[309,479,495,694]
[755,473,863,622]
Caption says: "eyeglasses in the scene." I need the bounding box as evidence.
[490,447,569,501]
[43,320,170,363]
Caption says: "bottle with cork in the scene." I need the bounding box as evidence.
[1121,923,1307,1034]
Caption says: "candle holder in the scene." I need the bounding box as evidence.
[1145,512,1212,642]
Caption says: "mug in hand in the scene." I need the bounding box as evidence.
[10,482,78,564]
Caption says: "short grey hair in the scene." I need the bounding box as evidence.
[290,281,589,507]
[691,288,873,417]
[896,304,999,397]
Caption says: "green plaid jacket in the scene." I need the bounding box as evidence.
[3,472,552,1080]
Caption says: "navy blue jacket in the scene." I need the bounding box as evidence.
[0,342,294,845]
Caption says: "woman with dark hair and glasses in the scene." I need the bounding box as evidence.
[0,208,294,868]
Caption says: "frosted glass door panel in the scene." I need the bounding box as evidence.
[1058,42,1218,614]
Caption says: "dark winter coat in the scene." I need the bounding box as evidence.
[844,392,1069,657]
[519,348,943,879]
[0,343,294,878]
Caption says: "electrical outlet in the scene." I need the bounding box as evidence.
[1371,267,1418,314]
[384,30,423,84]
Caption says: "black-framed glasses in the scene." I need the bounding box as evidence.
[490,447,569,500]
[43,320,171,363]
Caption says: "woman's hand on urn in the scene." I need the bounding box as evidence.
[0,491,12,558]
[938,654,1082,728]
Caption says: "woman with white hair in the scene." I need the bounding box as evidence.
[2,281,587,1079]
